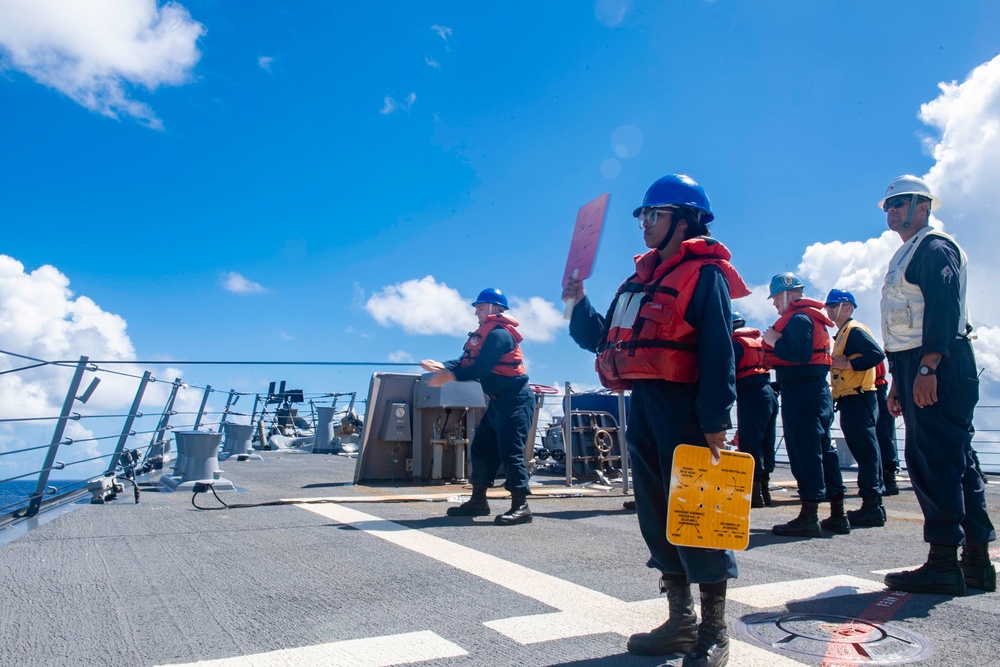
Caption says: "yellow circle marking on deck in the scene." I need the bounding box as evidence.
[667,444,754,551]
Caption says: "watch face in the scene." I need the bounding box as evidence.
[919,365,932,375]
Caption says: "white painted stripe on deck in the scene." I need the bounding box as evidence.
[872,558,1000,576]
[728,575,885,608]
[156,630,467,667]
[297,503,811,665]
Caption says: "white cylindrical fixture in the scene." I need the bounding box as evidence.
[455,443,467,481]
[431,442,444,480]
[313,406,337,454]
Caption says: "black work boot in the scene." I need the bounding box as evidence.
[495,489,532,525]
[772,500,821,537]
[447,485,490,517]
[883,466,900,496]
[627,576,698,656]
[847,496,886,527]
[750,475,765,509]
[884,544,967,596]
[760,472,773,506]
[820,495,851,534]
[682,584,729,667]
[960,543,997,592]
[623,499,637,511]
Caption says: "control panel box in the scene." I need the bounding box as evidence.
[378,401,412,441]
[414,374,487,409]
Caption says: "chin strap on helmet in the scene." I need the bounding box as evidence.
[656,208,701,251]
[901,194,917,229]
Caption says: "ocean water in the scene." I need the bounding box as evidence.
[0,480,86,514]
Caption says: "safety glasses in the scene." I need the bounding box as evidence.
[882,195,911,212]
[637,207,676,229]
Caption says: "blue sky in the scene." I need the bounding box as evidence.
[3,1,1000,474]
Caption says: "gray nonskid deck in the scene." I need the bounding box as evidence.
[0,452,997,667]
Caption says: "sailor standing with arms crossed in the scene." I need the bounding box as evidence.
[878,175,996,595]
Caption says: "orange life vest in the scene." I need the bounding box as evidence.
[595,237,750,391]
[875,360,888,387]
[733,328,769,381]
[460,313,527,377]
[762,298,833,368]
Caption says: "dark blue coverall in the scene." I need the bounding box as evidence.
[733,343,779,478]
[834,321,885,499]
[569,266,738,584]
[771,311,847,502]
[445,329,534,493]
[875,381,899,472]
[888,237,995,547]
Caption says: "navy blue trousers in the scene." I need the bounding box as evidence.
[627,380,738,585]
[736,382,779,475]
[890,341,995,545]
[875,384,899,470]
[836,392,884,498]
[778,377,846,502]
[468,385,534,492]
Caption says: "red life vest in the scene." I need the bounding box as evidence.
[875,360,888,387]
[460,313,527,377]
[733,328,769,381]
[762,298,833,368]
[595,237,750,391]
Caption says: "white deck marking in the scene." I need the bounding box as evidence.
[157,630,467,667]
[728,575,885,608]
[872,558,1000,576]
[298,503,812,666]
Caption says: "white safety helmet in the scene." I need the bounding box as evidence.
[877,175,941,211]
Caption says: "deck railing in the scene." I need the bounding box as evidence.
[1,351,997,529]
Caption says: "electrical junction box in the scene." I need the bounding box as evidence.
[378,401,412,441]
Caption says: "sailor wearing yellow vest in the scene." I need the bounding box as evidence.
[825,289,886,528]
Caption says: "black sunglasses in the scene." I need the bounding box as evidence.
[882,195,912,212]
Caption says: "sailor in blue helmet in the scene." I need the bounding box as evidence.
[563,174,749,667]
[878,175,996,595]
[824,289,886,527]
[731,310,779,508]
[762,273,849,537]
[421,288,536,525]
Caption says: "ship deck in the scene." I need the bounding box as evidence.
[1,452,997,667]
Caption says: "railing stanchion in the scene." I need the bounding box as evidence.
[105,371,152,476]
[193,384,212,431]
[26,356,90,517]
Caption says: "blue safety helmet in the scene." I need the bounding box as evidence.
[767,272,805,299]
[631,174,715,223]
[731,311,746,330]
[472,287,509,310]
[825,289,857,308]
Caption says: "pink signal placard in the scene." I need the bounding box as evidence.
[562,192,611,286]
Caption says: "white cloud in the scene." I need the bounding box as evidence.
[788,55,1000,387]
[0,0,205,129]
[380,92,417,115]
[221,272,267,294]
[388,350,414,363]
[258,56,274,72]
[366,276,475,336]
[425,57,441,69]
[431,25,452,41]
[507,296,564,343]
[366,277,564,343]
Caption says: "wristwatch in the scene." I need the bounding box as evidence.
[918,364,936,376]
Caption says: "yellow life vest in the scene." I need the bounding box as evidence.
[830,319,877,399]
